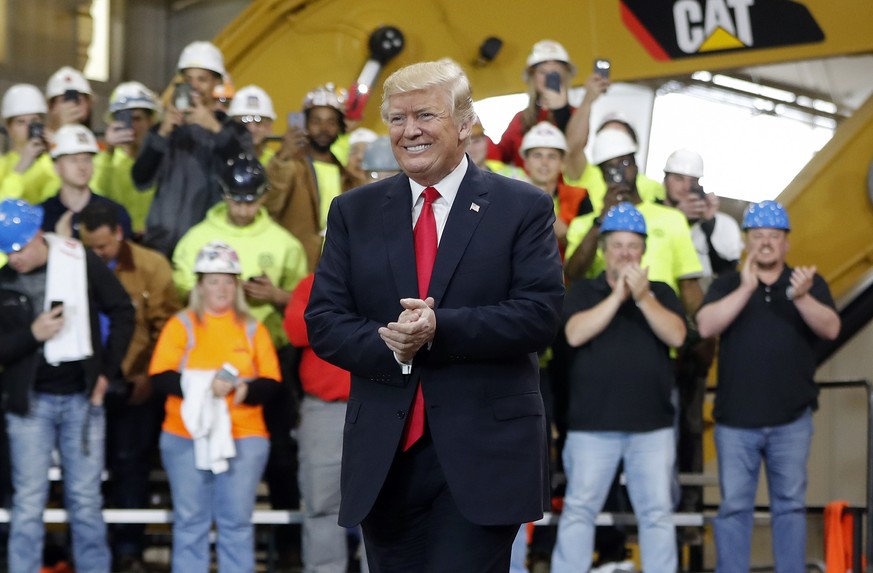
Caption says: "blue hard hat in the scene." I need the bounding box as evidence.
[742,200,790,231]
[599,202,647,237]
[0,199,43,253]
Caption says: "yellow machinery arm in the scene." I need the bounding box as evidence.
[217,0,873,301]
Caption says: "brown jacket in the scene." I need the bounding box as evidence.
[265,154,361,271]
[114,240,181,380]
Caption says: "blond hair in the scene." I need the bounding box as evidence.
[188,274,253,324]
[380,59,477,128]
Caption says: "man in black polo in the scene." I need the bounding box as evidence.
[551,202,686,573]
[697,200,840,573]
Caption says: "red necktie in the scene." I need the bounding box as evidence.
[401,186,440,451]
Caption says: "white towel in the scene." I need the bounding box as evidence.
[180,369,236,474]
[43,233,93,365]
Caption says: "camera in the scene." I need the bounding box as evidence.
[28,121,45,140]
[63,89,80,103]
[605,165,626,185]
[691,183,706,199]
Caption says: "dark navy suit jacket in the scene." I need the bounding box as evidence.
[305,159,564,527]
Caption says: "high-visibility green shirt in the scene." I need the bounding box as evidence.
[565,163,666,213]
[172,202,308,347]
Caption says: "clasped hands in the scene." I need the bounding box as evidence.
[378,297,436,363]
[611,264,651,303]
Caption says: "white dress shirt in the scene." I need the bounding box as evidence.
[408,155,468,243]
[396,156,469,373]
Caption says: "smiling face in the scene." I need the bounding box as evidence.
[745,228,789,270]
[387,88,470,187]
[524,147,564,188]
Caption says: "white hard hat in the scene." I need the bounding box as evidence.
[45,67,92,100]
[194,241,242,275]
[303,83,347,114]
[227,85,276,120]
[106,82,160,122]
[520,121,568,155]
[177,41,226,77]
[591,129,638,166]
[2,84,47,120]
[348,127,378,147]
[524,40,576,80]
[664,148,704,178]
[50,124,98,158]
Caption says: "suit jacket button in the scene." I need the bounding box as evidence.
[396,410,406,419]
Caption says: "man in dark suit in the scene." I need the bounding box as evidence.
[305,59,565,572]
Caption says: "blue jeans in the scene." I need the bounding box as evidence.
[160,432,270,573]
[509,524,529,573]
[6,392,109,573]
[552,428,676,573]
[714,409,813,573]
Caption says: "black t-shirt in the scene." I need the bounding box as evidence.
[40,192,133,240]
[562,273,684,432]
[703,266,836,428]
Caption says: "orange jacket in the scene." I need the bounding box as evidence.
[150,310,281,439]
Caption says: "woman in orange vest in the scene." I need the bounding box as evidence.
[149,241,281,573]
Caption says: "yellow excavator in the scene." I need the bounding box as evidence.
[218,0,873,309]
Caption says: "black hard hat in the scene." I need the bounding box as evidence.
[219,154,269,203]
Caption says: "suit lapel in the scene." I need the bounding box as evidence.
[382,175,419,299]
[428,162,490,304]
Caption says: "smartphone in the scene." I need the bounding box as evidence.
[594,59,611,79]
[63,89,80,103]
[114,109,134,129]
[50,300,64,317]
[287,111,306,130]
[215,362,239,384]
[28,121,45,140]
[173,82,193,111]
[545,71,562,93]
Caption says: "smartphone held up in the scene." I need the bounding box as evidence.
[594,59,611,79]
[545,71,562,93]
[173,83,193,111]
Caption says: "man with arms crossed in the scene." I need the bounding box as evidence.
[305,59,564,572]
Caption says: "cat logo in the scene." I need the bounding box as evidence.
[621,0,824,61]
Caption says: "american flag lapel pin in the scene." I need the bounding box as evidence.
[470,202,480,212]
